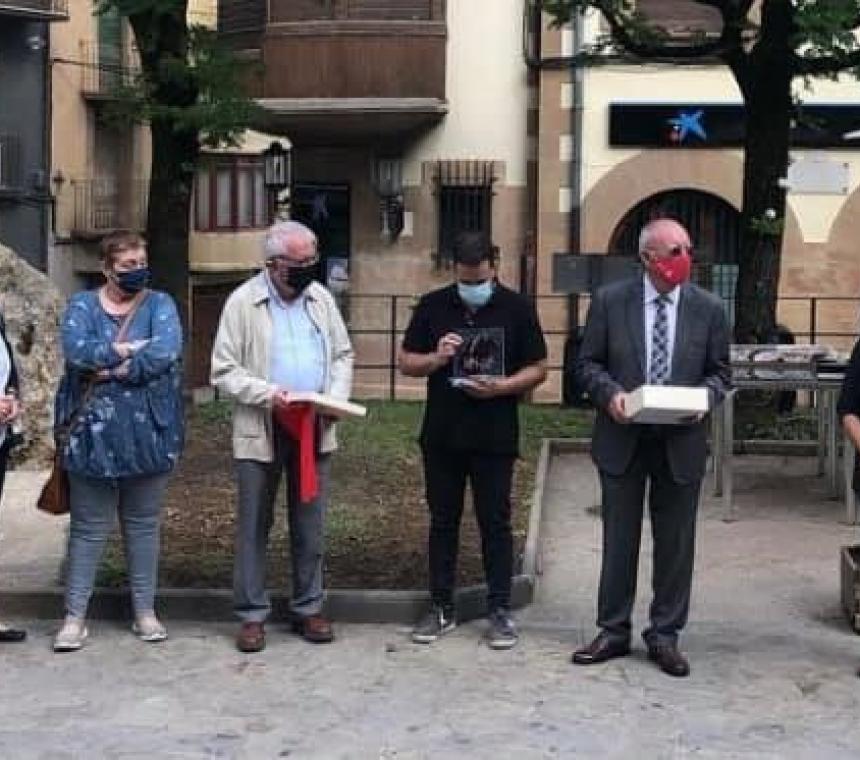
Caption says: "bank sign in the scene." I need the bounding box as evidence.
[609,103,860,149]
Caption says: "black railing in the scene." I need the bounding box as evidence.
[0,0,68,18]
[79,41,139,97]
[71,178,149,236]
[346,293,860,401]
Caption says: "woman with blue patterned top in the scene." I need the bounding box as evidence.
[53,231,184,652]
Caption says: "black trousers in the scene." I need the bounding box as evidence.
[597,431,701,646]
[421,446,515,611]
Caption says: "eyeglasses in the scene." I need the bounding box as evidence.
[268,255,320,270]
[667,244,694,257]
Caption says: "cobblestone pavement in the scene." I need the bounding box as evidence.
[0,455,859,758]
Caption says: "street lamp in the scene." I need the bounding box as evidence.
[262,140,292,221]
[371,156,405,239]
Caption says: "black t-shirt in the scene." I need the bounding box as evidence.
[402,282,547,455]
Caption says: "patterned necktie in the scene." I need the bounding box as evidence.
[650,294,670,384]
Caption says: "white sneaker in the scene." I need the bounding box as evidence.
[132,614,168,643]
[53,616,88,652]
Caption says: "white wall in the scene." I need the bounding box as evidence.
[403,0,529,187]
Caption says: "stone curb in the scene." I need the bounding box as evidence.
[0,438,554,624]
[0,577,536,625]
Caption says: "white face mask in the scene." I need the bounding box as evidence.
[457,280,494,309]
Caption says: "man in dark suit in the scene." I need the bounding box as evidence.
[572,218,731,677]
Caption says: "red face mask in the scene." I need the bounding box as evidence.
[651,251,692,288]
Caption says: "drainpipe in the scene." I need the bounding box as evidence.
[566,11,584,336]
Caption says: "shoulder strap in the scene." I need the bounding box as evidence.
[115,288,150,344]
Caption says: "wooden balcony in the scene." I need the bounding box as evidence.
[218,0,447,145]
[0,0,68,20]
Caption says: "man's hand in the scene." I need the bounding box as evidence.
[607,392,630,424]
[460,377,507,400]
[434,333,463,368]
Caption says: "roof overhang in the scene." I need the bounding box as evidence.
[256,98,448,147]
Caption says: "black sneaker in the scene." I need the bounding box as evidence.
[486,608,518,650]
[411,605,456,644]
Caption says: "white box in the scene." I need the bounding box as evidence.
[287,392,367,419]
[624,385,708,425]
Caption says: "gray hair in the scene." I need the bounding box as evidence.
[263,220,317,261]
[638,217,686,254]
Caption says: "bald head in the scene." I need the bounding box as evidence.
[638,217,693,293]
[638,218,690,256]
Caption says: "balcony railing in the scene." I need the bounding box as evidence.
[218,0,445,30]
[71,178,149,237]
[79,41,140,98]
[269,0,443,22]
[0,0,68,19]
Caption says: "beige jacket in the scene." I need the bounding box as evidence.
[210,273,354,462]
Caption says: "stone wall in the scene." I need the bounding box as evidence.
[0,245,64,467]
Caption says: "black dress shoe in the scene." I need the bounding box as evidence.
[647,642,690,677]
[0,627,26,643]
[571,634,631,665]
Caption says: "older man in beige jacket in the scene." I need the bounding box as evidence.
[211,220,354,652]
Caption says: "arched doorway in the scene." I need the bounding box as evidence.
[608,189,740,301]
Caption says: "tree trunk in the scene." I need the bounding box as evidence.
[731,0,795,344]
[128,6,197,329]
[734,89,791,343]
[146,121,197,327]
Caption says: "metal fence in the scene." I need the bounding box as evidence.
[345,293,860,401]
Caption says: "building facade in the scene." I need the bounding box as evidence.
[0,0,68,268]
[218,0,533,396]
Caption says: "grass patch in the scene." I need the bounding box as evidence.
[98,400,592,590]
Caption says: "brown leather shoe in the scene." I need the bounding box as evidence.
[571,633,631,665]
[292,614,334,643]
[647,642,690,678]
[236,622,266,653]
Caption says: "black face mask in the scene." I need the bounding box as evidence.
[284,266,316,293]
[113,267,151,294]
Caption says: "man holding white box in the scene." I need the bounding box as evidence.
[211,221,355,652]
[571,218,730,677]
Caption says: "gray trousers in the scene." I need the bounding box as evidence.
[597,432,701,647]
[66,472,169,619]
[234,431,331,623]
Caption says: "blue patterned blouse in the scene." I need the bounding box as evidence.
[56,289,184,479]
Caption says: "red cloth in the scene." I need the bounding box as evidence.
[274,403,318,503]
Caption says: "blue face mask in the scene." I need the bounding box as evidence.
[114,267,151,294]
[457,280,494,310]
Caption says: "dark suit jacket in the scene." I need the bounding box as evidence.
[574,276,731,484]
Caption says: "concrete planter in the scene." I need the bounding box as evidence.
[840,545,860,633]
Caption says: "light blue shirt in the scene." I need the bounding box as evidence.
[643,275,680,382]
[267,273,325,393]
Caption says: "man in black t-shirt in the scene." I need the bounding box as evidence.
[399,233,547,650]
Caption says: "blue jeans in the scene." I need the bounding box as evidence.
[65,472,169,619]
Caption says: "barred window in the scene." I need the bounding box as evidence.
[434,160,496,265]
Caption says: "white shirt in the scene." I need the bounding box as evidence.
[643,274,680,382]
[265,273,326,393]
